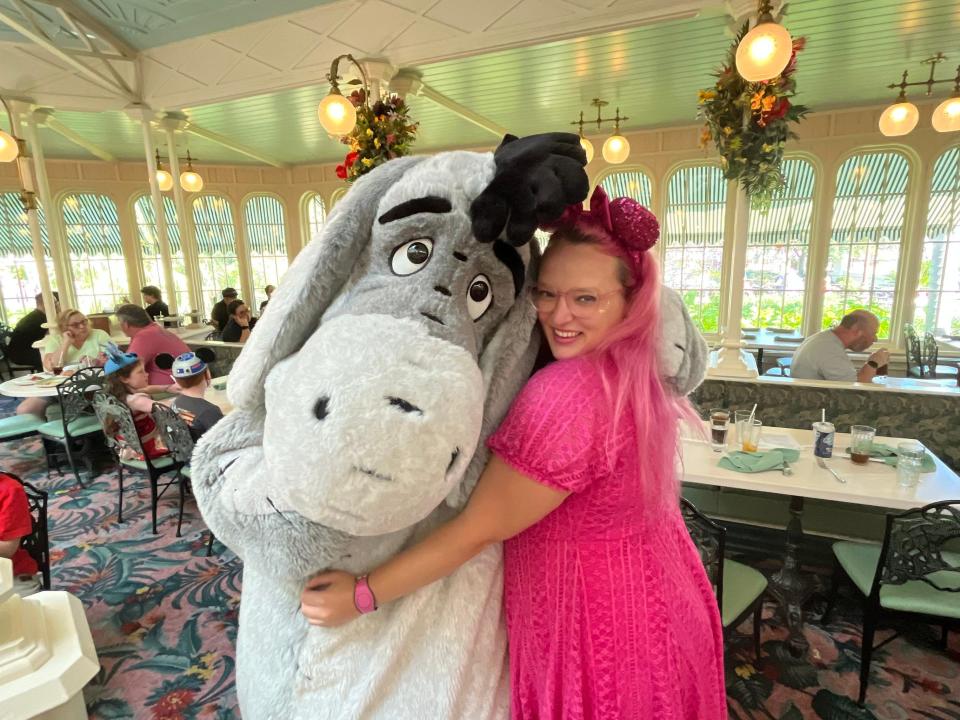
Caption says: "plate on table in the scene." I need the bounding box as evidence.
[759,432,802,451]
[36,376,67,388]
[12,374,52,386]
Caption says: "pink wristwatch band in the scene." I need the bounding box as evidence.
[354,575,378,614]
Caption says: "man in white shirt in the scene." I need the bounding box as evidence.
[790,310,890,383]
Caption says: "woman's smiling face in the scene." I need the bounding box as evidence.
[535,238,627,360]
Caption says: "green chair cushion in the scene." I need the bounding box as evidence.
[37,414,102,439]
[834,541,960,620]
[0,414,44,440]
[721,560,767,627]
[121,454,176,471]
[181,465,191,478]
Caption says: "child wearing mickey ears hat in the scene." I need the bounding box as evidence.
[157,349,224,440]
[102,343,169,460]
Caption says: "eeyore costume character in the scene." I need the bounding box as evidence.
[191,134,707,719]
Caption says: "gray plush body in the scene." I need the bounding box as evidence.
[192,150,707,719]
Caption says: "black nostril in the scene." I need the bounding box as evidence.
[387,396,423,415]
[314,396,330,421]
[446,447,461,474]
[434,285,451,296]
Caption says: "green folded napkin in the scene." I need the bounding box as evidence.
[719,448,800,473]
[846,443,937,472]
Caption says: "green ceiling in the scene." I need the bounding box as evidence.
[6,0,960,166]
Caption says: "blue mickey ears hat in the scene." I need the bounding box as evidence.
[156,348,216,379]
[103,342,139,376]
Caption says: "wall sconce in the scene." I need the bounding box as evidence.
[880,53,960,136]
[179,150,203,192]
[735,0,793,82]
[570,99,630,165]
[318,54,370,136]
[155,149,174,191]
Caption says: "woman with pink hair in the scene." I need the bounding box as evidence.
[301,188,727,719]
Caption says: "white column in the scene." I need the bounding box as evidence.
[21,107,72,308]
[137,109,177,314]
[6,103,57,326]
[708,186,758,378]
[162,121,202,318]
[891,155,933,349]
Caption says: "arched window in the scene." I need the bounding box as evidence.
[192,195,240,318]
[303,192,326,243]
[662,165,727,333]
[330,188,347,208]
[824,151,910,338]
[598,169,653,208]
[742,158,816,330]
[62,192,127,314]
[243,195,288,310]
[0,193,55,323]
[915,146,960,335]
[133,194,189,313]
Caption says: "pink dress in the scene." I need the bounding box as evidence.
[488,358,727,720]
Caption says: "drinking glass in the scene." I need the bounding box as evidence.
[709,409,729,452]
[734,410,753,448]
[849,425,876,464]
[741,419,762,452]
[896,441,925,488]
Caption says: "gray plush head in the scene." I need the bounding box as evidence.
[658,286,708,395]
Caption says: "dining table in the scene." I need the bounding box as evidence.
[739,328,805,371]
[0,373,67,399]
[681,423,960,656]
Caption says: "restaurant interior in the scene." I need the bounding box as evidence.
[0,0,958,718]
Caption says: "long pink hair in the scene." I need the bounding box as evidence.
[546,224,696,514]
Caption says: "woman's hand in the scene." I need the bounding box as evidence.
[300,570,360,627]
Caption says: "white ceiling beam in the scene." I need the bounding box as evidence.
[33,107,116,161]
[40,0,138,58]
[0,2,139,102]
[391,69,509,139]
[181,121,289,168]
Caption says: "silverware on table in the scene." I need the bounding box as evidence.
[816,457,846,484]
[782,460,793,476]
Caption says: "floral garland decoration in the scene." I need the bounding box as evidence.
[697,22,808,209]
[336,89,419,182]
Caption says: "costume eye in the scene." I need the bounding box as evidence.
[391,239,433,276]
[466,274,493,321]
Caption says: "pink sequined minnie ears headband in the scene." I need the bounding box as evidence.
[543,186,660,277]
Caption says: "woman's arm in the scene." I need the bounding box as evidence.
[300,454,568,627]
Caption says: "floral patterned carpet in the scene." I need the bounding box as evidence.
[1,396,957,719]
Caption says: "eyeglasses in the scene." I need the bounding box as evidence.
[68,319,89,328]
[528,286,624,317]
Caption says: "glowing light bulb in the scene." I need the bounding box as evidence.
[735,21,793,82]
[180,170,204,192]
[579,136,594,163]
[932,96,960,133]
[602,134,630,164]
[156,168,174,191]
[318,93,357,135]
[0,130,18,162]
[878,100,919,137]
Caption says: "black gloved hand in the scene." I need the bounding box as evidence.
[471,132,589,247]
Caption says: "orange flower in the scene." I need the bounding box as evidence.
[750,91,765,111]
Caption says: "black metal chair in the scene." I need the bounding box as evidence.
[824,500,960,705]
[904,325,958,379]
[6,471,50,590]
[151,402,211,545]
[0,321,38,379]
[92,392,185,535]
[680,497,768,658]
[205,330,222,341]
[37,367,105,487]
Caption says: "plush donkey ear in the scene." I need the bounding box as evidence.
[227,156,425,410]
[445,248,542,508]
[658,286,708,396]
[195,347,216,364]
[155,353,175,370]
